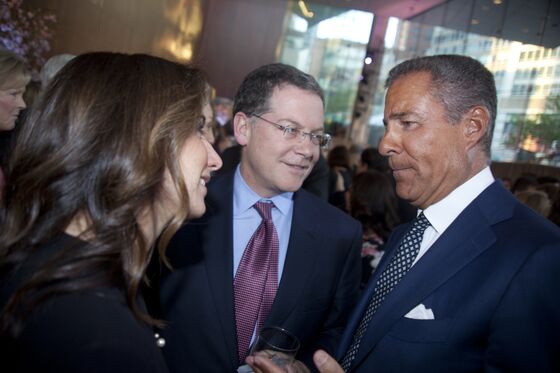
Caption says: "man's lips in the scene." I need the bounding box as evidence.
[391,165,414,176]
[200,174,211,186]
[283,161,311,170]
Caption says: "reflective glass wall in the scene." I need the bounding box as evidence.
[277,1,373,126]
[276,1,558,167]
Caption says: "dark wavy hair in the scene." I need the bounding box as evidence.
[360,147,390,173]
[327,145,351,169]
[349,170,400,238]
[0,52,207,335]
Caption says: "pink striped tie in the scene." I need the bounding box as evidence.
[234,201,279,364]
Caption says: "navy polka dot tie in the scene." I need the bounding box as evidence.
[340,212,431,371]
[234,201,279,364]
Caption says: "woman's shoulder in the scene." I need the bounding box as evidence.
[8,288,168,372]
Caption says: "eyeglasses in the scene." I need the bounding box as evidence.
[253,115,332,149]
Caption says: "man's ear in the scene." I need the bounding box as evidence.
[462,106,490,150]
[233,112,251,146]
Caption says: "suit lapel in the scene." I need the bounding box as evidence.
[336,224,408,359]
[202,173,239,367]
[267,191,320,325]
[350,182,515,370]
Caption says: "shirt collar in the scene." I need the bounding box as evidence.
[421,167,494,234]
[233,166,294,216]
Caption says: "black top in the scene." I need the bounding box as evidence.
[0,234,169,373]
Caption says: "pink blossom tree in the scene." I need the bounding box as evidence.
[0,0,56,75]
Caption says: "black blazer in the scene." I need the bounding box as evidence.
[153,170,362,373]
[1,234,169,373]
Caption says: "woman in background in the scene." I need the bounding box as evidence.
[327,145,353,211]
[0,49,30,192]
[0,52,222,372]
[348,170,400,288]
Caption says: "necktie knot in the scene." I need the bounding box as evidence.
[413,212,431,232]
[254,201,273,221]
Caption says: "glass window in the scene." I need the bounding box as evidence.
[277,1,373,126]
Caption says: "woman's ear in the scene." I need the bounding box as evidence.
[233,112,250,146]
[462,106,490,150]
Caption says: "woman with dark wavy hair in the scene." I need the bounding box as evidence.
[0,52,222,372]
[348,170,400,288]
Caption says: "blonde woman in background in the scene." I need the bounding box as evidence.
[0,49,30,192]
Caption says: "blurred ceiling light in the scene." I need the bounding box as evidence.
[298,1,314,18]
[167,39,193,61]
[159,0,203,62]
[493,0,502,4]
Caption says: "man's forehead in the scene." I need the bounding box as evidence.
[268,85,322,108]
[269,83,316,99]
[386,72,435,99]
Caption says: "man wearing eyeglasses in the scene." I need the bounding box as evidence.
[154,63,362,373]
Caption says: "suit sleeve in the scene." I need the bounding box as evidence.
[485,240,560,372]
[302,219,362,364]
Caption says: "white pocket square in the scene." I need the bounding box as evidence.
[405,303,435,320]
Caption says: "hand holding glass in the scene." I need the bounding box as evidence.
[250,327,300,368]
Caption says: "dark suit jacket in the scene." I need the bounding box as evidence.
[337,181,560,372]
[154,170,362,373]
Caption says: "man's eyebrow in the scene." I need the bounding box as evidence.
[383,112,408,127]
[279,118,302,127]
[389,111,426,122]
[278,117,324,133]
[388,112,411,120]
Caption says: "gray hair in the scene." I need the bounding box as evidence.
[40,54,75,88]
[385,55,497,156]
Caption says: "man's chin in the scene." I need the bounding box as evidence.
[395,185,414,201]
[278,181,304,194]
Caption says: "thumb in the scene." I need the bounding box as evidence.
[313,350,344,373]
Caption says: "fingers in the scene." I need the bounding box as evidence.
[286,360,311,373]
[246,355,310,373]
[313,350,344,373]
[246,350,342,373]
[246,355,284,373]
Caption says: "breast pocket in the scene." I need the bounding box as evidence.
[387,317,451,343]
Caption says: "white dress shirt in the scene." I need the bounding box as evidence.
[412,166,495,266]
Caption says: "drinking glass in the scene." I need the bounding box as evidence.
[250,326,300,368]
